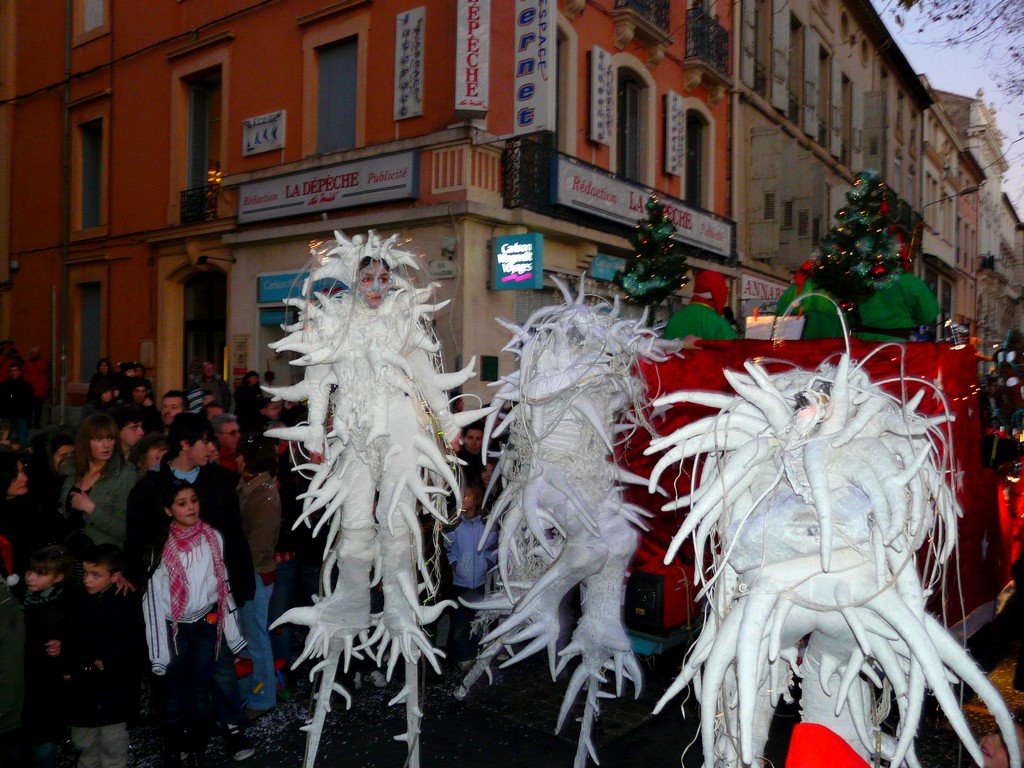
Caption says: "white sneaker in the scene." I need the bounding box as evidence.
[368,670,387,688]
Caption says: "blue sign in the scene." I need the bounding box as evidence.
[493,233,544,290]
[258,272,308,303]
[590,253,626,282]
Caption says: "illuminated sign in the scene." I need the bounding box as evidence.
[590,253,626,282]
[493,233,543,290]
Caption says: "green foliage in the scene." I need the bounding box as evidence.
[807,170,905,306]
[615,196,689,305]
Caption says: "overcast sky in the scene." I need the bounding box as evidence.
[877,0,1024,212]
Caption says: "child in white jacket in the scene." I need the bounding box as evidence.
[142,479,245,767]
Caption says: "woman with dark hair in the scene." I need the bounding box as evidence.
[0,451,35,573]
[88,358,119,396]
[28,432,74,517]
[60,414,136,551]
[79,381,117,424]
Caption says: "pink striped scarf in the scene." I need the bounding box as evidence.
[162,519,229,652]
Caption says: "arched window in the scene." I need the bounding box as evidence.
[617,70,645,182]
[685,109,709,208]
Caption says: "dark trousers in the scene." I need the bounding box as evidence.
[163,618,220,752]
[449,585,484,663]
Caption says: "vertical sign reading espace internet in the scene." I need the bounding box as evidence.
[512,0,555,135]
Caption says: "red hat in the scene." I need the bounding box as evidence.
[691,270,729,314]
[786,723,870,768]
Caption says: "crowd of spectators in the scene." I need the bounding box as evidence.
[0,359,498,768]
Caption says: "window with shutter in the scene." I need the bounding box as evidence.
[782,200,794,229]
[764,191,776,220]
[317,39,358,154]
[797,209,809,237]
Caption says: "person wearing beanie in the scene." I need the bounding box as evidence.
[664,270,739,342]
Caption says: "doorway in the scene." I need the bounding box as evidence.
[183,271,227,386]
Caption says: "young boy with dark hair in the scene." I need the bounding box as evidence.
[64,544,141,768]
[22,544,72,768]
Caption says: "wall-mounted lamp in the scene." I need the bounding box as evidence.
[196,254,236,265]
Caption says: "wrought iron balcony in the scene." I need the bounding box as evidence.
[787,92,800,124]
[685,8,729,76]
[612,0,672,66]
[180,183,220,225]
[817,116,828,147]
[614,0,670,31]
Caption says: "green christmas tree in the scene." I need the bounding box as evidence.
[615,195,689,305]
[807,170,906,306]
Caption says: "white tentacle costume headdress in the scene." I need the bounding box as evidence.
[645,352,1020,768]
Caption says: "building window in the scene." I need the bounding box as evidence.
[185,73,222,190]
[684,110,708,208]
[83,0,104,32]
[841,74,852,165]
[616,70,644,182]
[787,18,803,124]
[317,38,358,154]
[78,282,102,381]
[754,0,772,97]
[817,46,830,146]
[80,120,103,230]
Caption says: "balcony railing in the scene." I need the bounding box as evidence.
[180,183,220,225]
[817,116,827,147]
[614,0,670,31]
[501,135,736,267]
[686,8,729,76]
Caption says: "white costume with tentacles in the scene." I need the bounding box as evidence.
[459,278,679,767]
[645,351,1021,768]
[266,231,491,768]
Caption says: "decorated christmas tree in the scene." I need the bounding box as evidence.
[615,195,689,305]
[805,170,908,307]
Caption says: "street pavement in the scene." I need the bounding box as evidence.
[118,634,1022,768]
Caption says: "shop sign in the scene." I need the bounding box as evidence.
[590,253,625,282]
[429,259,456,280]
[243,110,286,157]
[493,233,543,290]
[512,0,555,135]
[588,46,612,145]
[394,7,425,120]
[238,151,419,223]
[550,156,734,259]
[455,0,489,116]
[739,273,787,306]
[664,91,685,176]
[258,271,308,304]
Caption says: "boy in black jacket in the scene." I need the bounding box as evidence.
[64,544,141,768]
[22,544,72,768]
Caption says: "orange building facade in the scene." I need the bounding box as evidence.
[3,0,735,410]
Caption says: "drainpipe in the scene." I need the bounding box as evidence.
[58,0,71,425]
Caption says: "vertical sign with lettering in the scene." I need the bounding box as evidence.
[664,90,686,176]
[512,0,556,135]
[394,7,426,120]
[455,0,490,117]
[589,46,613,145]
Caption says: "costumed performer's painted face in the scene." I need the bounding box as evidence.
[357,258,391,309]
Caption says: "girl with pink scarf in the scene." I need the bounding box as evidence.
[142,479,246,768]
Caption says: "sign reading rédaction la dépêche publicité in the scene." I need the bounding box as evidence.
[492,233,544,290]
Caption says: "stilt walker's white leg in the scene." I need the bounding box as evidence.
[406,658,421,768]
